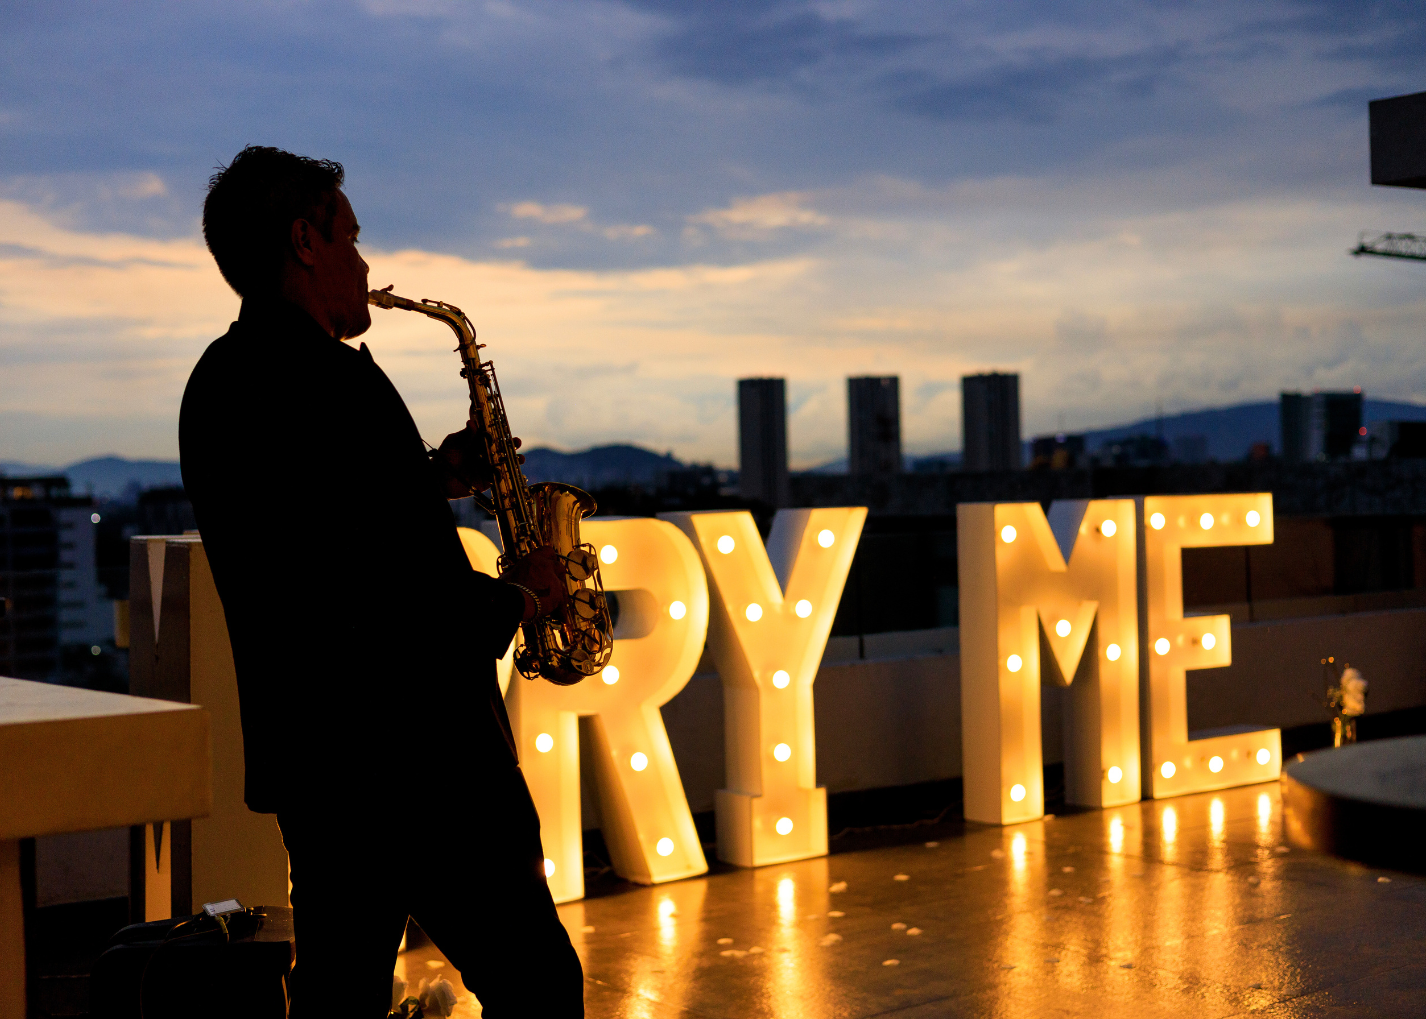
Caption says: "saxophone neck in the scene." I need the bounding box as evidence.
[368,288,480,362]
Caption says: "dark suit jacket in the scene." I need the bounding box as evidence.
[179,297,524,812]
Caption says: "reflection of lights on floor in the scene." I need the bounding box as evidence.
[1011,831,1027,869]
[1109,816,1124,854]
[1210,798,1225,840]
[1161,807,1178,845]
[776,876,796,923]
[1258,792,1272,836]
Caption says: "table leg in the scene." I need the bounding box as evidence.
[0,838,25,1017]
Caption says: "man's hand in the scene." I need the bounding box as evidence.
[432,424,494,499]
[503,545,571,621]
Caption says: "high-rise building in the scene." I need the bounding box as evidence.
[961,373,1021,472]
[1280,393,1310,463]
[738,378,789,507]
[848,376,902,478]
[1283,390,1363,462]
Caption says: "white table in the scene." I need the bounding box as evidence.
[0,676,210,1014]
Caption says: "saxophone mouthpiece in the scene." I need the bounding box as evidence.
[368,285,400,309]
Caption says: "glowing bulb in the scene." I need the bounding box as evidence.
[717,535,735,554]
[1100,519,1117,537]
[1009,784,1026,802]
[1006,654,1023,673]
[1001,525,1017,543]
[1256,748,1271,765]
[1161,761,1176,779]
[1055,619,1071,637]
[745,603,763,622]
[630,752,648,771]
[772,670,790,689]
[817,529,835,547]
[535,733,554,753]
[1107,766,1123,784]
[1208,756,1223,773]
[775,817,794,835]
[1150,512,1165,530]
[1199,512,1214,530]
[668,600,686,620]
[90,512,101,524]
[602,665,620,684]
[773,742,791,762]
[656,838,674,856]
[1106,643,1121,661]
[795,599,812,618]
[1246,510,1261,527]
[1155,637,1170,655]
[544,858,556,877]
[599,544,618,564]
[1201,633,1216,650]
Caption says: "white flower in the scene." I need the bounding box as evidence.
[1341,668,1367,716]
[419,975,458,1018]
[391,975,407,1011]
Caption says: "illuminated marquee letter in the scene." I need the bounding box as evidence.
[957,500,1140,825]
[498,518,710,903]
[456,527,517,695]
[1141,494,1279,796]
[662,508,865,868]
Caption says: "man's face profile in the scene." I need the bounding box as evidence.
[302,189,371,341]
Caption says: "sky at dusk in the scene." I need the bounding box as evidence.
[3,1,1425,468]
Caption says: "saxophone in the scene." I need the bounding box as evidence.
[369,286,613,686]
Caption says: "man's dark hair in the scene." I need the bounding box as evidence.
[203,146,345,298]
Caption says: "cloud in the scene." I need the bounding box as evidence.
[495,236,532,248]
[688,192,830,238]
[506,201,589,224]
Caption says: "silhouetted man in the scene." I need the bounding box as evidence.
[180,146,583,1017]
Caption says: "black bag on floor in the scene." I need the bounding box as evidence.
[90,904,293,1019]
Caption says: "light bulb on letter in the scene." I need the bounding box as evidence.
[1201,633,1216,650]
[600,545,618,564]
[1246,510,1261,527]
[1106,643,1121,661]
[1100,520,1117,537]
[795,599,812,617]
[775,817,793,835]
[1009,784,1026,802]
[535,732,554,753]
[1150,512,1165,530]
[1256,748,1271,765]
[656,838,674,856]
[1200,513,1214,530]
[668,600,686,620]
[1155,638,1170,655]
[1006,654,1023,673]
[1055,619,1071,637]
[544,858,556,877]
[771,670,790,689]
[1001,525,1017,543]
[1161,761,1176,779]
[773,742,791,762]
[630,752,648,772]
[717,535,735,554]
[1208,756,1223,773]
[745,603,763,621]
[602,665,620,685]
[1107,766,1123,784]
[817,529,835,547]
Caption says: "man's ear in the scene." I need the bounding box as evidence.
[288,218,318,268]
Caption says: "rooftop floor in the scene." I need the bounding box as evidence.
[399,781,1426,1018]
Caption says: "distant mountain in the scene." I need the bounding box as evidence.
[520,444,686,489]
[808,397,1426,470]
[0,456,184,500]
[1075,398,1426,461]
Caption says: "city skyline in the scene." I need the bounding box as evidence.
[3,2,1425,469]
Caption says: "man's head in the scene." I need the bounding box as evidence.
[203,146,370,339]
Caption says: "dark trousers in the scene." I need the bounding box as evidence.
[277,764,583,1017]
